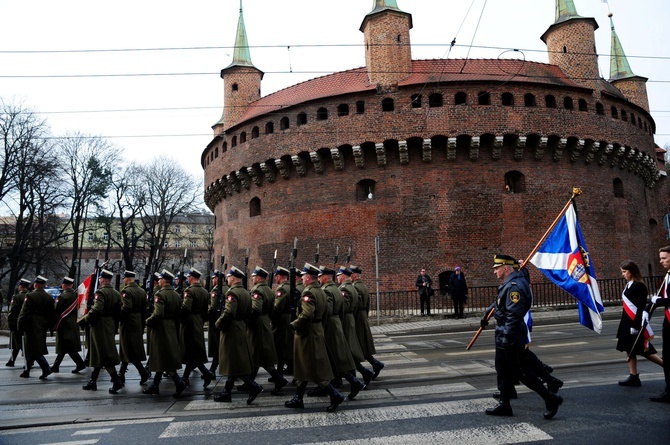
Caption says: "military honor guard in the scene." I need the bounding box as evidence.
[16,276,54,378]
[118,271,150,385]
[246,266,288,394]
[285,263,346,412]
[207,270,227,376]
[142,270,187,397]
[213,266,263,404]
[52,277,86,373]
[336,266,374,386]
[272,266,294,377]
[350,265,385,379]
[179,268,215,389]
[144,272,161,377]
[6,278,30,367]
[482,254,562,419]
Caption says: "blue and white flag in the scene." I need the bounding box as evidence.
[530,202,604,333]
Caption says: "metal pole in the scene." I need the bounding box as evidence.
[375,236,380,326]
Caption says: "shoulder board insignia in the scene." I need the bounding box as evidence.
[303,296,310,302]
[510,291,520,304]
[227,295,233,302]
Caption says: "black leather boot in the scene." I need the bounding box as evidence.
[172,375,187,397]
[325,384,345,412]
[270,370,288,396]
[367,356,385,379]
[51,355,63,373]
[356,363,374,386]
[285,383,306,409]
[344,371,366,400]
[83,379,98,391]
[543,393,564,419]
[485,401,513,416]
[618,374,641,387]
[246,380,264,405]
[109,372,124,394]
[214,379,235,402]
[203,371,215,389]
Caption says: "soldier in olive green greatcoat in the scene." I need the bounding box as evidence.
[79,269,123,394]
[52,277,86,373]
[180,268,215,389]
[213,266,263,404]
[17,275,55,379]
[118,271,150,385]
[142,270,187,397]
[6,278,30,367]
[336,267,374,386]
[317,266,365,400]
[285,263,345,413]
[246,266,288,394]
[271,267,293,376]
[351,265,385,379]
[144,272,160,377]
[207,270,227,376]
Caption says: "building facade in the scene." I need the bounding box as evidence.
[201,1,669,290]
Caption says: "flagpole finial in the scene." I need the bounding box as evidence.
[572,187,582,196]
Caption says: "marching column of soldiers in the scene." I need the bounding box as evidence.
[4,260,385,413]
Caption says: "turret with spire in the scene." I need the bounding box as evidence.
[360,0,413,88]
[541,0,599,92]
[214,0,263,134]
[608,13,649,112]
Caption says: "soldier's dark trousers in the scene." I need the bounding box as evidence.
[119,361,149,382]
[52,352,85,372]
[26,356,50,374]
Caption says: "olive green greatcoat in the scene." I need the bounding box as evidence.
[8,290,27,350]
[353,279,376,356]
[215,282,253,376]
[272,281,293,365]
[322,280,355,374]
[339,279,365,362]
[146,285,182,372]
[207,283,229,360]
[180,281,209,365]
[248,281,278,368]
[119,282,147,362]
[54,288,81,354]
[17,288,54,358]
[82,284,121,368]
[292,282,334,384]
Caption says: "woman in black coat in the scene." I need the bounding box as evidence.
[616,260,663,386]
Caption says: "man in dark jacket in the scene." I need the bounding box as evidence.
[17,275,54,378]
[118,271,150,385]
[448,266,468,319]
[415,269,433,316]
[6,278,30,367]
[52,277,86,373]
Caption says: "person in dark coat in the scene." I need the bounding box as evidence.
[52,277,86,373]
[142,270,187,397]
[6,278,30,367]
[448,266,468,319]
[285,263,345,413]
[351,265,384,379]
[118,271,150,385]
[213,266,263,404]
[246,266,287,394]
[271,267,293,376]
[415,268,433,316]
[207,270,227,376]
[615,260,663,387]
[180,268,215,389]
[144,272,160,377]
[17,275,54,378]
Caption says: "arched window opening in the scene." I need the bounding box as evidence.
[280,117,290,130]
[222,142,228,153]
[613,178,624,198]
[382,98,394,112]
[356,179,376,201]
[611,106,618,118]
[317,107,328,121]
[251,126,259,138]
[502,92,514,106]
[215,147,219,158]
[337,104,349,116]
[297,112,307,126]
[596,102,604,115]
[231,136,237,147]
[356,101,365,114]
[564,96,574,110]
[428,93,443,108]
[504,171,526,194]
[478,91,491,105]
[545,95,556,108]
[524,93,536,107]
[250,197,261,217]
[621,110,628,122]
[630,113,636,126]
[578,99,588,111]
[411,94,422,108]
[240,132,247,143]
[265,122,274,134]
[232,83,238,92]
[455,92,467,105]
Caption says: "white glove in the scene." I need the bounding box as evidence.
[651,295,662,304]
[641,311,650,325]
[630,328,639,335]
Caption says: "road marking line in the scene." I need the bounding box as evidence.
[536,342,587,348]
[72,429,113,436]
[38,441,99,445]
[445,349,495,356]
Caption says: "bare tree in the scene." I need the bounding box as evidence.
[57,132,114,280]
[138,158,200,274]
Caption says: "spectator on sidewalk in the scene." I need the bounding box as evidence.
[448,266,468,319]
[415,269,433,316]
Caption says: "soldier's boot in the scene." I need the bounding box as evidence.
[5,359,14,367]
[542,391,563,420]
[214,379,235,403]
[72,354,87,374]
[109,372,124,394]
[172,374,187,398]
[485,391,513,416]
[356,363,374,387]
[202,370,215,390]
[270,369,288,395]
[118,362,128,385]
[6,349,19,367]
[331,377,343,388]
[246,380,264,405]
[344,371,366,400]
[19,361,32,378]
[83,369,99,391]
[618,374,641,387]
[367,356,385,379]
[36,356,52,380]
[325,384,346,413]
[546,376,564,393]
[285,383,306,409]
[51,355,63,373]
[142,374,162,395]
[208,363,218,378]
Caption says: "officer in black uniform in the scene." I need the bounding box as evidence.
[482,254,563,419]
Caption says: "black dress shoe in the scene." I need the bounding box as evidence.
[485,402,513,416]
[271,376,289,395]
[51,365,60,373]
[39,369,53,380]
[246,382,263,405]
[203,372,215,389]
[543,394,563,419]
[142,384,160,395]
[493,390,518,399]
[19,371,30,378]
[109,379,124,394]
[72,364,87,374]
[5,360,15,367]
[213,391,231,402]
[82,380,97,391]
[372,362,385,380]
[649,392,670,403]
[618,374,641,387]
[285,395,304,409]
[326,391,345,412]
[173,378,187,397]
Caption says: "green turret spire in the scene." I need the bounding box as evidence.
[226,0,254,69]
[370,0,401,14]
[608,14,635,81]
[555,0,582,23]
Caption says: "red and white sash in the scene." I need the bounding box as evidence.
[622,282,654,350]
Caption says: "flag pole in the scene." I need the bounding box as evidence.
[466,188,582,351]
[626,272,668,362]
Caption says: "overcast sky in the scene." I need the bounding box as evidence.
[2,0,668,182]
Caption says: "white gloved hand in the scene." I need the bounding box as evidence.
[641,311,650,325]
[630,328,639,335]
[651,295,662,304]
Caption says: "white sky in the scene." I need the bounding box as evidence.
[1,0,669,184]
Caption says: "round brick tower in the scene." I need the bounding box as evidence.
[202,0,668,290]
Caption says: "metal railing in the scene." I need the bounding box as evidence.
[369,276,666,318]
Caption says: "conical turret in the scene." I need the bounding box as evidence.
[608,13,649,112]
